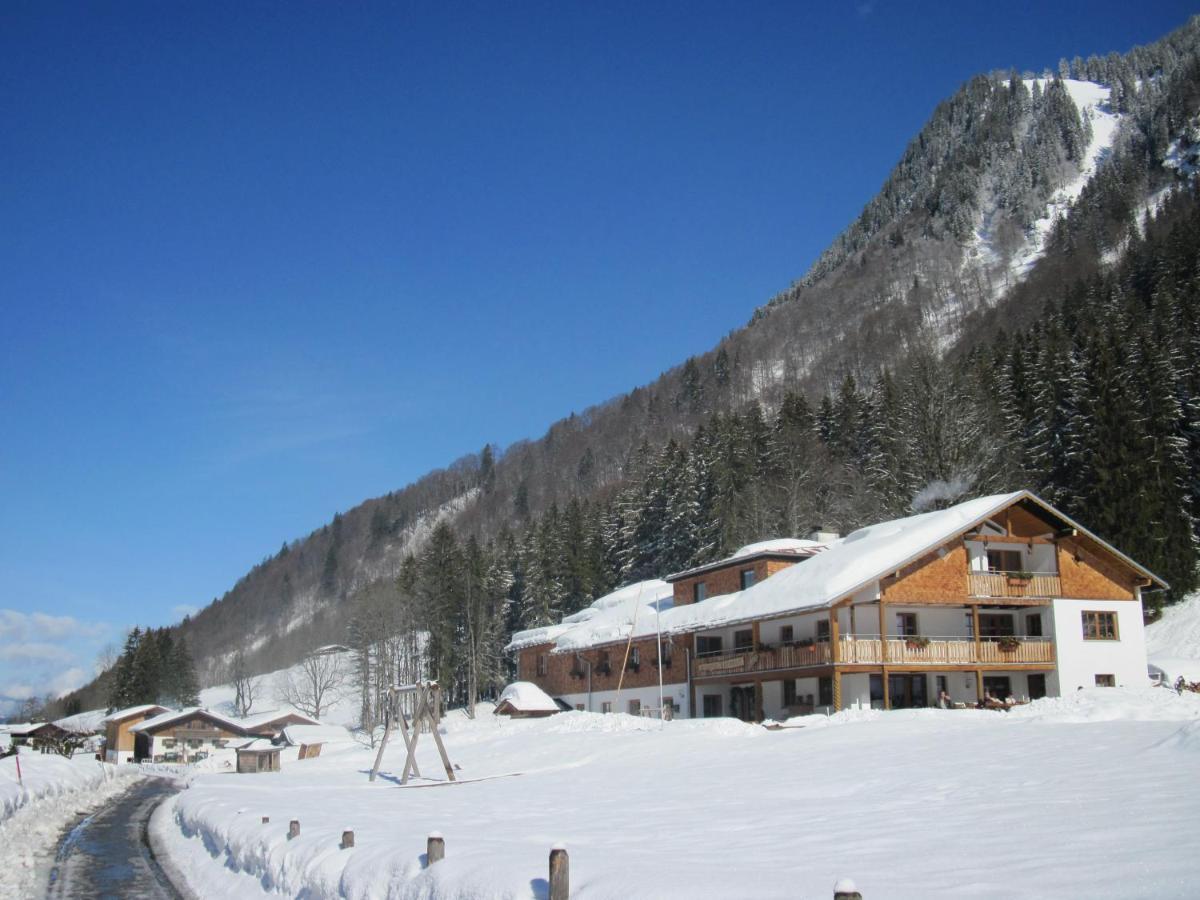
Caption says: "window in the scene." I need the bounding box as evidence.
[1095,674,1116,687]
[597,651,611,673]
[188,739,202,749]
[987,549,1023,572]
[734,629,754,651]
[1025,613,1043,637]
[780,625,794,644]
[783,679,798,706]
[574,704,584,711]
[536,654,548,676]
[570,656,585,677]
[816,620,830,642]
[696,635,723,656]
[627,647,640,670]
[1028,674,1047,700]
[693,581,707,603]
[979,613,1015,638]
[740,568,756,589]
[601,701,612,714]
[163,739,176,749]
[1083,611,1118,640]
[702,694,723,717]
[896,612,918,637]
[628,699,641,716]
[658,640,673,666]
[818,676,833,707]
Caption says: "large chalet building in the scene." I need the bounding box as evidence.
[507,491,1165,721]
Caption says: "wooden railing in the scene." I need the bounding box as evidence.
[838,636,1055,665]
[968,570,1062,599]
[691,636,1054,678]
[692,642,832,678]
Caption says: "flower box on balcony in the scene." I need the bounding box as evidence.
[997,637,1021,652]
[904,636,931,649]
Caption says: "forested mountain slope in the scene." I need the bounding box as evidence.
[61,16,1200,715]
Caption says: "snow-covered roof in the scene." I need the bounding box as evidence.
[496,681,559,713]
[279,724,354,746]
[237,709,321,731]
[236,738,278,752]
[666,538,825,581]
[102,704,170,724]
[505,580,674,653]
[731,537,825,559]
[130,707,248,734]
[53,709,107,734]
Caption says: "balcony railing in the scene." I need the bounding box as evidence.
[693,642,832,678]
[839,636,1055,665]
[968,570,1061,599]
[691,636,1054,678]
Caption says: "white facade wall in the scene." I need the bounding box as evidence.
[1050,598,1149,690]
[105,748,134,764]
[556,682,690,718]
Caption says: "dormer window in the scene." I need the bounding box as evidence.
[693,582,707,603]
[740,568,755,589]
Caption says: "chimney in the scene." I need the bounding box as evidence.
[809,527,840,544]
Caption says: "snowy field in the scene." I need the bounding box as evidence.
[154,687,1200,899]
[0,753,144,898]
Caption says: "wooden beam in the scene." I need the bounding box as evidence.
[963,534,1057,544]
[829,610,840,664]
[972,605,981,662]
[832,670,842,711]
[881,666,890,710]
[975,669,984,703]
[879,601,888,663]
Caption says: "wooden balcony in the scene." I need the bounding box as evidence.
[839,636,1055,666]
[968,570,1061,599]
[691,636,1054,678]
[693,642,832,678]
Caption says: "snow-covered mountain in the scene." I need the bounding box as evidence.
[56,15,1200,704]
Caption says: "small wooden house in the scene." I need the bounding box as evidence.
[494,682,560,718]
[235,738,281,773]
[103,705,171,763]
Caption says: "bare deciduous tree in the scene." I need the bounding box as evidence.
[275,650,347,720]
[230,649,262,718]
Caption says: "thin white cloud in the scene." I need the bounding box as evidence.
[0,609,108,641]
[47,667,89,697]
[0,642,75,664]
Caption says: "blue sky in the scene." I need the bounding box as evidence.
[1,1,1193,713]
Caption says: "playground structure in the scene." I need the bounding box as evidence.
[369,680,456,785]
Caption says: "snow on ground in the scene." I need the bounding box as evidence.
[0,752,144,898]
[155,687,1200,899]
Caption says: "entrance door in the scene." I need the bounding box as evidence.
[887,674,929,709]
[1027,674,1047,700]
[730,686,757,722]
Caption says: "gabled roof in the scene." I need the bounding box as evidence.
[509,491,1167,653]
[279,724,354,746]
[103,704,171,724]
[496,681,559,713]
[53,709,107,734]
[665,538,825,582]
[505,580,674,653]
[237,709,321,731]
[130,707,249,735]
[662,490,1167,635]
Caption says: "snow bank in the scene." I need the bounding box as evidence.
[0,753,144,898]
[157,691,1200,899]
[1007,686,1200,723]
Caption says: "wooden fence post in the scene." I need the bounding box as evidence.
[261,816,270,824]
[341,829,354,849]
[549,844,569,900]
[833,877,862,899]
[427,832,445,864]
[288,820,300,840]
